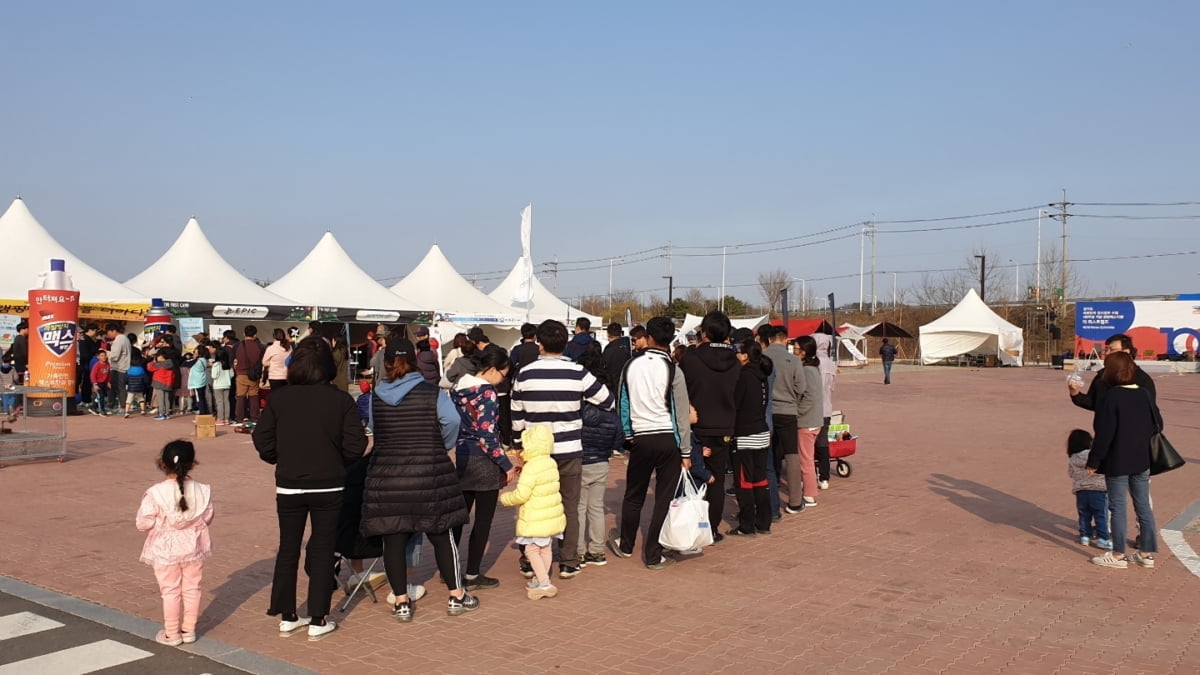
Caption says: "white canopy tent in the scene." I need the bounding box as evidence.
[125,217,299,318]
[267,232,425,322]
[0,198,146,304]
[488,257,600,326]
[390,245,521,325]
[919,289,1024,366]
[677,313,768,344]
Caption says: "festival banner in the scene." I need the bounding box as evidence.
[1075,300,1200,358]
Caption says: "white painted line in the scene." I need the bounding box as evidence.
[0,639,153,674]
[1161,529,1200,578]
[0,611,64,641]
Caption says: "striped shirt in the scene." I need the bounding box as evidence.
[511,355,614,459]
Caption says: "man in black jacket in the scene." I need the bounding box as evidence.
[679,311,740,542]
[509,323,540,373]
[602,322,631,388]
[10,320,29,384]
[1069,333,1156,425]
[77,323,101,404]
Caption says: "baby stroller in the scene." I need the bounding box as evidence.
[335,456,385,612]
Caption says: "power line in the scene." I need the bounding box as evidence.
[1072,213,1200,221]
[874,205,1044,224]
[1074,201,1200,207]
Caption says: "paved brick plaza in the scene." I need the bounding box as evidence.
[1,364,1198,674]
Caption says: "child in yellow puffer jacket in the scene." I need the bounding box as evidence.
[500,425,566,599]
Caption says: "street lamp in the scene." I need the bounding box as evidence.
[1010,259,1020,302]
[791,277,806,314]
[608,257,623,311]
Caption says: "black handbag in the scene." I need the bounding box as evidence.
[1146,390,1184,475]
[1150,432,1185,475]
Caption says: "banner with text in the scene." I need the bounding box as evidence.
[1075,300,1200,358]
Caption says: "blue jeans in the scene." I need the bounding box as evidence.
[1105,471,1157,555]
[1075,490,1109,540]
[882,360,893,383]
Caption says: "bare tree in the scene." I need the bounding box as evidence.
[1034,243,1090,303]
[911,246,1014,306]
[757,269,792,315]
[684,288,712,314]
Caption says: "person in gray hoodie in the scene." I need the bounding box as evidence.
[764,327,807,513]
[105,323,132,410]
[793,336,825,508]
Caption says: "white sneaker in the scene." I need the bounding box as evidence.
[818,480,830,490]
[307,620,337,641]
[386,584,426,604]
[279,617,311,636]
[803,497,818,507]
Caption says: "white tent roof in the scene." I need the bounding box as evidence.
[267,232,423,314]
[919,289,1024,366]
[390,245,521,324]
[0,198,146,303]
[125,217,298,307]
[678,313,768,343]
[488,257,600,325]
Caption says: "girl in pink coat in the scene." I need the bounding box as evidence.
[136,440,214,646]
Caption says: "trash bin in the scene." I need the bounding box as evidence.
[985,355,997,368]
[1051,355,1064,369]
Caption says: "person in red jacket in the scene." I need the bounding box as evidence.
[148,354,177,421]
[90,351,112,416]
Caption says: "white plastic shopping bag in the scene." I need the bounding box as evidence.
[658,471,714,551]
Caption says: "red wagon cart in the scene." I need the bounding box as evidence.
[828,435,858,477]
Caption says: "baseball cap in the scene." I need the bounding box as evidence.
[385,338,417,366]
[467,326,487,343]
[414,325,430,338]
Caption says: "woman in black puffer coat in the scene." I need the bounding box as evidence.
[361,339,478,621]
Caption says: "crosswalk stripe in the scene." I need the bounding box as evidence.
[0,612,64,641]
[0,639,153,674]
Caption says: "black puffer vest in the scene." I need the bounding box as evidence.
[361,383,468,536]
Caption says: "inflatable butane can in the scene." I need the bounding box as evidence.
[27,258,79,414]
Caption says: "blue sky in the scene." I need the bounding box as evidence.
[3,1,1197,309]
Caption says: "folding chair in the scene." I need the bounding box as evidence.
[335,455,387,613]
[336,552,383,612]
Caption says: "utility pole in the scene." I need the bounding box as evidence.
[1048,190,1071,305]
[974,254,986,302]
[869,220,877,315]
[858,225,866,311]
[608,257,622,311]
[547,258,559,294]
[662,275,674,311]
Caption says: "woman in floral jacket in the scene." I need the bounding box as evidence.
[449,347,517,590]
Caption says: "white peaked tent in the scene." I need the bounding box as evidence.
[390,245,521,325]
[488,257,600,326]
[0,198,146,304]
[125,217,298,313]
[267,232,424,321]
[919,289,1024,366]
[677,313,768,344]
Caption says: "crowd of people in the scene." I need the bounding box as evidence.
[65,321,350,424]
[179,311,836,641]
[129,320,1173,646]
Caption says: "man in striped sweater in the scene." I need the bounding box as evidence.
[511,320,614,580]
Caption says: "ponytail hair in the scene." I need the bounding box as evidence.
[158,440,198,511]
[739,338,774,377]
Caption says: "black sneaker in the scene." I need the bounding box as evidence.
[392,600,413,623]
[726,528,756,537]
[582,551,607,567]
[465,574,500,590]
[711,532,725,545]
[756,528,772,535]
[606,528,631,558]
[558,564,582,579]
[784,503,806,514]
[646,556,677,571]
[447,592,480,616]
[518,556,534,579]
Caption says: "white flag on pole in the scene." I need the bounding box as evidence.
[513,204,534,305]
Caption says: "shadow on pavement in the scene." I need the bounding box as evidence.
[199,557,275,633]
[928,473,1077,552]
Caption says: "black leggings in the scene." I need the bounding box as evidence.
[383,531,462,599]
[452,490,499,577]
[815,416,831,482]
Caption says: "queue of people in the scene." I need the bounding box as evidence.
[231,311,841,642]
